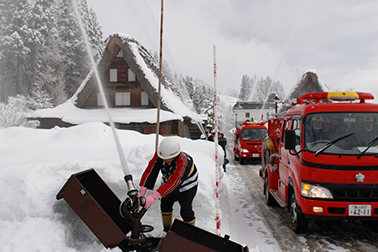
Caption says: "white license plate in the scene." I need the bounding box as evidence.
[348,205,371,216]
[253,154,259,157]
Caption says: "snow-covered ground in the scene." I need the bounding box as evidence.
[0,122,276,251]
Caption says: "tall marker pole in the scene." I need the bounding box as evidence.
[155,0,164,152]
[213,44,221,235]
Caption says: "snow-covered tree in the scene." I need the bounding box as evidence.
[0,0,104,105]
[251,76,285,103]
[57,0,103,99]
[23,0,53,92]
[239,75,252,101]
[27,86,53,110]
[238,74,285,103]
[0,95,30,128]
[0,0,30,97]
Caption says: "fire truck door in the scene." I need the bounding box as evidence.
[278,119,292,187]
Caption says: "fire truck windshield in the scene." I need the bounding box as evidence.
[305,112,378,155]
[242,128,267,141]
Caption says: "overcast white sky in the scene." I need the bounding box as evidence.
[86,0,378,99]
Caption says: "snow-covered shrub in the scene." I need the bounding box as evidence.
[0,95,29,128]
[0,91,52,128]
[28,87,54,110]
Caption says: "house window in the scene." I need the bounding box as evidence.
[128,69,136,82]
[141,92,149,105]
[115,92,130,106]
[110,69,117,82]
[117,50,123,57]
[246,112,250,118]
[97,93,104,106]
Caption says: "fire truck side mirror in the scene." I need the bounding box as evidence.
[284,130,296,150]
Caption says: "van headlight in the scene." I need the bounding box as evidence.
[301,182,333,199]
[241,149,249,153]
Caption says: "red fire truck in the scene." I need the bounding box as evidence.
[234,120,268,164]
[261,91,378,233]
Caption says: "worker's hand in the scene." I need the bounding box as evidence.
[145,191,162,209]
[138,186,147,197]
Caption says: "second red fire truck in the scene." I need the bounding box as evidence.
[234,120,268,164]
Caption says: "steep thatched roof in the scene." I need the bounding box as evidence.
[288,70,329,99]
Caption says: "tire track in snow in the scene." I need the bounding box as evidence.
[229,160,309,251]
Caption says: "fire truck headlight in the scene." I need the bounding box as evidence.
[241,148,249,153]
[301,182,333,199]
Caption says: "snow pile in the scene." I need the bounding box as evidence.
[0,122,226,251]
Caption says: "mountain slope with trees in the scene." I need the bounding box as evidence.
[0,0,103,104]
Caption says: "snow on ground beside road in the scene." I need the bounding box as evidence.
[220,159,281,252]
[0,122,270,251]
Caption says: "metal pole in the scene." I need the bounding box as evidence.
[213,44,221,235]
[155,0,164,152]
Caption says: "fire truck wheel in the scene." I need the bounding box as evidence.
[239,155,244,164]
[264,173,276,206]
[289,192,308,233]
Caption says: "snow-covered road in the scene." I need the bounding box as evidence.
[223,147,378,252]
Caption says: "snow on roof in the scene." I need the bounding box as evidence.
[287,69,329,98]
[307,69,328,91]
[28,101,183,124]
[120,33,200,122]
[70,69,94,104]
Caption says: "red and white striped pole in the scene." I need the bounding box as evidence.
[213,44,221,235]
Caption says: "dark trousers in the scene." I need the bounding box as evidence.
[160,185,197,222]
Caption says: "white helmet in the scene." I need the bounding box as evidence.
[311,116,323,130]
[158,138,181,159]
[363,116,374,131]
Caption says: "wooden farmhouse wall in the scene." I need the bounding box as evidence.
[83,52,155,109]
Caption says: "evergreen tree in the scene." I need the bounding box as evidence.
[252,76,285,103]
[40,12,69,105]
[239,75,250,101]
[23,0,53,93]
[0,0,15,100]
[0,0,29,97]
[0,0,104,105]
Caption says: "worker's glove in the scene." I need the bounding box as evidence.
[138,186,147,197]
[145,191,162,209]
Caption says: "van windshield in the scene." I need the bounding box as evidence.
[242,128,267,141]
[305,112,378,155]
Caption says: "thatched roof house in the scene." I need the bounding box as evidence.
[29,34,201,138]
[288,70,329,99]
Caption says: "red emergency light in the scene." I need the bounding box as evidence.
[300,91,374,103]
[242,120,265,126]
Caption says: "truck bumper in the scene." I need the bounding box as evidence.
[300,197,378,220]
[241,152,261,159]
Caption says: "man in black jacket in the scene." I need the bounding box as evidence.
[218,133,227,172]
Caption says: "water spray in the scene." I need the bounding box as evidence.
[71,0,138,205]
[258,1,307,118]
